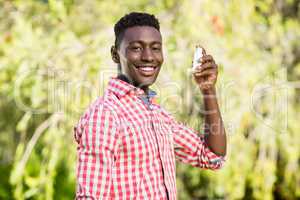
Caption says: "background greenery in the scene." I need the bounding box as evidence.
[0,0,299,199]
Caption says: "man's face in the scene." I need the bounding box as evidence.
[116,26,164,88]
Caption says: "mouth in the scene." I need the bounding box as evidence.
[134,65,158,76]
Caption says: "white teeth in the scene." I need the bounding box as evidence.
[139,67,155,71]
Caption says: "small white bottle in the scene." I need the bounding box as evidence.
[192,45,204,71]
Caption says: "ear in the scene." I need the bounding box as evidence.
[111,46,120,64]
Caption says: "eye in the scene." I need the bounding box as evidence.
[152,45,162,51]
[130,46,142,51]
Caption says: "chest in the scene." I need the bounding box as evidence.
[114,96,174,165]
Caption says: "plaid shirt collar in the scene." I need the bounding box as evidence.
[107,76,157,103]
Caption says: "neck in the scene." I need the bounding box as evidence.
[117,74,149,94]
[140,86,149,94]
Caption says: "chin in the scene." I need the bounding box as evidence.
[139,77,157,87]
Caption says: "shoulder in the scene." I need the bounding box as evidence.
[76,95,119,128]
[74,96,120,143]
[85,96,120,124]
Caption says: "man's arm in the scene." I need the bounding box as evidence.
[74,103,119,199]
[193,52,226,156]
[202,88,226,156]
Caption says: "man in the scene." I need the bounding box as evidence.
[74,12,226,199]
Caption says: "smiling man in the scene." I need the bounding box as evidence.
[74,12,226,200]
[112,25,163,90]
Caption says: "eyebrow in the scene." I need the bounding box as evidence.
[129,40,162,45]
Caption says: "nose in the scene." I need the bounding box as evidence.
[141,47,154,62]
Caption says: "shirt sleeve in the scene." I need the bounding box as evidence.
[171,119,225,170]
[74,104,120,199]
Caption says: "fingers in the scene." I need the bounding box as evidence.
[193,51,218,90]
[193,61,218,73]
[197,54,213,63]
[194,68,218,77]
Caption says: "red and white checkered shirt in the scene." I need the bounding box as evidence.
[74,77,225,200]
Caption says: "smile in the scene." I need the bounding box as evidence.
[135,65,157,76]
[136,66,156,71]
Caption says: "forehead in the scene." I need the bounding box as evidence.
[122,26,162,44]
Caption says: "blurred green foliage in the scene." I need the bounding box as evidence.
[0,0,299,199]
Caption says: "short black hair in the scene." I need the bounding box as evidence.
[114,12,160,48]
